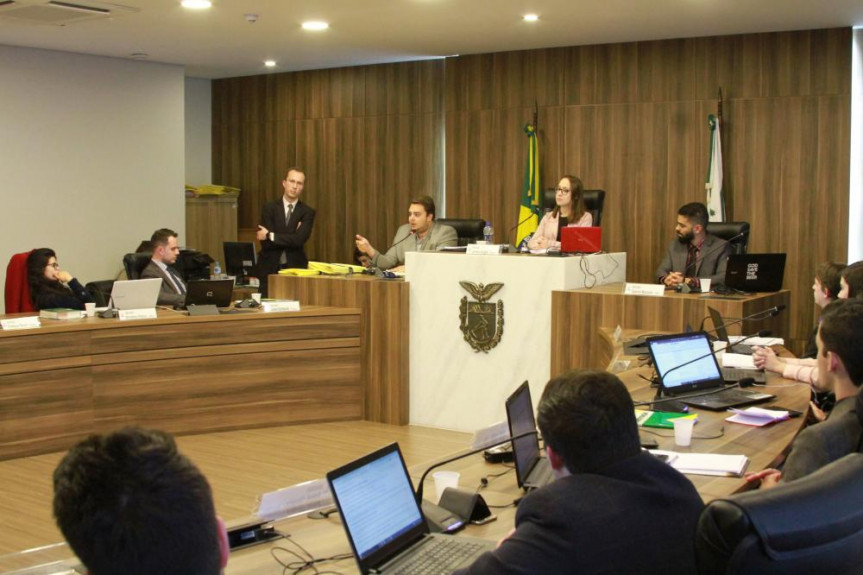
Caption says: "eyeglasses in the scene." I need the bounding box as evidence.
[47,263,60,269]
[556,187,572,193]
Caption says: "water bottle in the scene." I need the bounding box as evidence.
[213,261,222,280]
[483,221,494,243]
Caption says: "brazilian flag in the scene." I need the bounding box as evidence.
[517,123,542,247]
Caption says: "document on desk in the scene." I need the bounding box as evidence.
[256,478,334,521]
[667,452,749,477]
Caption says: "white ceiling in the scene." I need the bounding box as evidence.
[1,0,862,79]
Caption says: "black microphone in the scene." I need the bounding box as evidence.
[698,304,786,333]
[674,230,749,293]
[363,230,415,275]
[415,430,539,505]
[507,211,543,251]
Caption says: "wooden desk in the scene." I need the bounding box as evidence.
[551,283,791,376]
[268,274,409,425]
[0,307,362,460]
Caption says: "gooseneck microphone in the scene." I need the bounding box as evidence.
[656,329,771,384]
[508,211,544,250]
[698,304,787,333]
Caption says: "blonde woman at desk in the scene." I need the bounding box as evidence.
[527,175,592,251]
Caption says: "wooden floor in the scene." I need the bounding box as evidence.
[0,421,469,556]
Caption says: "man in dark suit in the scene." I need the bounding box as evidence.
[453,370,703,575]
[655,202,731,290]
[141,228,186,308]
[256,167,316,297]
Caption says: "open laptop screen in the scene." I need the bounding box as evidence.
[505,382,540,488]
[328,444,424,562]
[647,332,724,393]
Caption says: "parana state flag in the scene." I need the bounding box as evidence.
[706,114,725,222]
[517,123,542,246]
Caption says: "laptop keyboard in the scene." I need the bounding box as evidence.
[388,537,486,574]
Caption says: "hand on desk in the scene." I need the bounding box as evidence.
[752,346,784,373]
[744,468,782,489]
[663,272,685,287]
[533,236,550,250]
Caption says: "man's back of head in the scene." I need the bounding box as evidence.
[537,370,641,475]
[53,427,226,575]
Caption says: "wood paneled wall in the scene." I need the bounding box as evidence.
[445,28,851,352]
[212,61,445,265]
[213,28,851,352]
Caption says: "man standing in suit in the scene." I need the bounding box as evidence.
[141,228,186,308]
[256,167,316,297]
[453,370,703,575]
[655,202,731,290]
[354,196,457,272]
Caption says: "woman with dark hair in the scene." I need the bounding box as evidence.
[27,248,93,311]
[527,175,593,251]
[838,261,863,299]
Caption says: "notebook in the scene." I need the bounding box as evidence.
[560,226,602,254]
[646,332,773,411]
[109,278,162,310]
[184,279,235,308]
[326,443,494,574]
[724,253,787,292]
[505,381,554,490]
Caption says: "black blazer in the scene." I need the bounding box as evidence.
[258,199,315,293]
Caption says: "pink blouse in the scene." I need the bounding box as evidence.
[527,210,593,250]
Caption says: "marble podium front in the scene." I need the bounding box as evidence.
[406,251,626,430]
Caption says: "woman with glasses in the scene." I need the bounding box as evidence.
[527,175,592,251]
[26,248,93,310]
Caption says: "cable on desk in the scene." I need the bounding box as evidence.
[271,537,352,575]
[476,467,515,492]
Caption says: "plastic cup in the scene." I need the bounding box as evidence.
[433,470,460,502]
[701,279,712,293]
[84,303,96,317]
[672,418,695,447]
[251,293,262,304]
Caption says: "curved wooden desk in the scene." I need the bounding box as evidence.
[0,307,362,460]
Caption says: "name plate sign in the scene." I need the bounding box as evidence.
[256,479,333,521]
[262,300,301,313]
[624,283,665,297]
[466,244,504,255]
[1,317,41,330]
[119,308,158,321]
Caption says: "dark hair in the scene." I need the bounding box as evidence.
[841,261,863,299]
[285,166,305,179]
[553,175,586,219]
[26,248,67,308]
[150,228,178,248]
[815,262,846,300]
[819,299,863,387]
[537,370,640,474]
[678,202,709,230]
[409,195,436,219]
[53,427,222,575]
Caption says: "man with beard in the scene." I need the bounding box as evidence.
[655,202,730,290]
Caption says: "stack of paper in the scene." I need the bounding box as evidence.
[664,452,750,477]
[726,407,790,427]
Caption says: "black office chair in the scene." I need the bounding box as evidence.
[435,218,486,246]
[84,280,114,307]
[709,222,750,255]
[122,252,153,280]
[694,453,863,575]
[542,188,606,226]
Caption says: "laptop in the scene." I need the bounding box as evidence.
[725,253,787,292]
[109,278,162,310]
[560,226,601,254]
[326,443,494,574]
[505,381,554,490]
[707,306,755,355]
[646,332,773,411]
[184,279,234,308]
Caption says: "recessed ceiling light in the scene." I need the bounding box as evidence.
[181,0,212,9]
[302,21,329,31]
[264,60,277,68]
[523,14,539,22]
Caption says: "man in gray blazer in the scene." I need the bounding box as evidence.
[655,202,731,290]
[746,298,863,488]
[141,228,186,308]
[354,196,457,271]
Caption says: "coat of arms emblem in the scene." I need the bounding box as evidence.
[459,281,504,352]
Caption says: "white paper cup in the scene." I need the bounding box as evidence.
[433,470,460,502]
[672,418,695,447]
[701,279,712,293]
[251,293,262,304]
[84,302,96,317]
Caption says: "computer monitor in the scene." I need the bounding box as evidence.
[223,242,256,285]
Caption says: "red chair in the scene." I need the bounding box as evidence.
[5,251,35,314]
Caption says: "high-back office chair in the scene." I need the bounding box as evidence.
[4,250,35,314]
[435,218,486,246]
[122,252,153,280]
[694,453,863,575]
[709,222,750,255]
[85,280,115,307]
[542,188,606,226]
